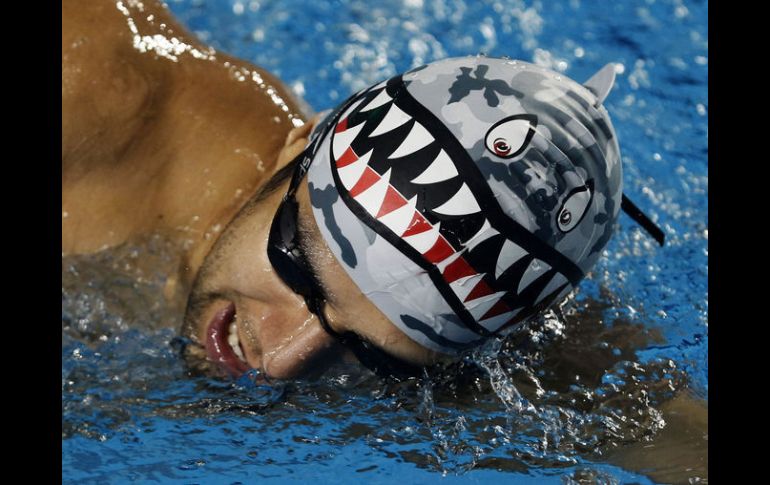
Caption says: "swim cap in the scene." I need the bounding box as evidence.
[303,56,623,355]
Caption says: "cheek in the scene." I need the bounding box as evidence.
[200,211,278,300]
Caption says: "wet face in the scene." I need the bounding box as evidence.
[181,124,444,380]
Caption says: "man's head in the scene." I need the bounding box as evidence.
[182,55,623,379]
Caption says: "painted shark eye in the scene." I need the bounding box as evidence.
[493,138,511,156]
[557,183,593,233]
[485,114,538,159]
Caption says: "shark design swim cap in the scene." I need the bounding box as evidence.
[301,56,655,355]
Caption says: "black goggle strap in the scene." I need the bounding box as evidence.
[307,297,423,379]
[285,144,315,199]
[621,193,665,246]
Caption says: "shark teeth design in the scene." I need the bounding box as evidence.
[369,103,412,137]
[518,258,552,295]
[359,88,392,112]
[342,96,367,119]
[449,273,486,303]
[354,168,391,216]
[332,121,366,160]
[411,149,458,184]
[495,239,528,279]
[435,249,467,274]
[464,219,499,251]
[328,90,564,339]
[535,273,569,306]
[389,121,434,159]
[377,195,418,236]
[402,221,442,253]
[479,308,521,333]
[466,291,508,321]
[338,149,373,190]
[432,183,481,216]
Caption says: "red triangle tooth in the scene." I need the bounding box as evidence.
[401,212,432,237]
[464,280,494,303]
[336,147,359,168]
[479,299,511,321]
[348,166,381,198]
[442,256,476,284]
[335,117,348,133]
[422,237,455,263]
[376,186,408,218]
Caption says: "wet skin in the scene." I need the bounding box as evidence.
[63,0,446,379]
[180,124,446,379]
[63,0,306,280]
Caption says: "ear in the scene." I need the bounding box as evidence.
[583,63,617,107]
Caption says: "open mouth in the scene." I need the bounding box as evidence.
[325,77,576,338]
[205,302,251,376]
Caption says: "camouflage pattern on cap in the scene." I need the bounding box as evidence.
[306,55,622,355]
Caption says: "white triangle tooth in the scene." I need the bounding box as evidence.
[449,273,485,302]
[479,309,521,333]
[359,88,392,112]
[402,221,441,254]
[467,292,507,319]
[431,183,480,216]
[338,149,373,190]
[464,219,499,251]
[332,122,365,160]
[435,248,466,273]
[369,103,412,137]
[353,168,391,216]
[534,274,568,306]
[517,259,552,294]
[389,121,434,159]
[411,149,458,184]
[495,239,528,279]
[377,195,417,236]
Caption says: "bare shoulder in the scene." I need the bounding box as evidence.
[62,0,309,255]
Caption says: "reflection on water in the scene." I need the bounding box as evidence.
[62,237,706,483]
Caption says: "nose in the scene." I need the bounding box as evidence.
[256,301,342,380]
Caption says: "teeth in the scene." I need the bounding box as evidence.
[338,148,372,190]
[464,219,498,251]
[354,168,391,216]
[332,121,365,160]
[466,292,508,319]
[411,149,458,184]
[449,273,486,302]
[377,195,417,235]
[359,88,392,112]
[369,103,411,137]
[518,259,552,295]
[480,308,521,333]
[227,319,245,362]
[495,240,528,278]
[534,273,569,306]
[431,183,481,216]
[388,121,434,159]
[402,221,442,253]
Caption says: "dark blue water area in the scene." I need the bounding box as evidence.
[63,0,707,483]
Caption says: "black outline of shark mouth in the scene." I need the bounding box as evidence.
[327,75,584,339]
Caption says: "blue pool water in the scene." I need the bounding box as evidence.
[62,0,707,483]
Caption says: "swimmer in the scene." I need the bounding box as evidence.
[63,0,663,380]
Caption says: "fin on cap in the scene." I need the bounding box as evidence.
[583,63,617,107]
